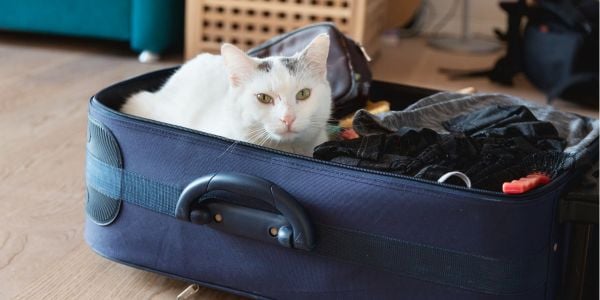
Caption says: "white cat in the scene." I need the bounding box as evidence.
[121,34,332,156]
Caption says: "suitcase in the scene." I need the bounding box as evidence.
[84,67,598,299]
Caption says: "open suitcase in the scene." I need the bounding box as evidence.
[85,67,598,300]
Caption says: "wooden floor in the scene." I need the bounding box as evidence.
[0,33,237,300]
[0,32,596,300]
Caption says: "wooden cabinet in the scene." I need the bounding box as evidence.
[185,0,388,60]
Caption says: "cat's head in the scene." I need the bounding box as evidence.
[221,34,332,144]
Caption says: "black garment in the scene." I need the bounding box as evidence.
[314,105,567,191]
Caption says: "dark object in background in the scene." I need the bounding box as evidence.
[247,23,373,119]
[523,0,598,107]
[440,0,599,107]
[439,0,527,85]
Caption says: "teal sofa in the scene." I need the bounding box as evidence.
[0,0,183,62]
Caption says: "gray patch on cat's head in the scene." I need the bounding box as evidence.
[257,61,272,72]
[280,58,298,74]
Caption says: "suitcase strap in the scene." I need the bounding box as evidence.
[86,151,549,295]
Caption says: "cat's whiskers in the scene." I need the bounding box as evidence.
[308,119,327,125]
[247,131,266,144]
[306,120,328,130]
[245,126,266,140]
[218,141,240,158]
[257,133,273,147]
[219,126,266,158]
[217,127,264,158]
[247,128,271,147]
[219,127,272,157]
[246,132,263,143]
[246,126,265,134]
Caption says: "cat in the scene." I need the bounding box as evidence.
[121,34,332,156]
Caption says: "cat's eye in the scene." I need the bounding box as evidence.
[256,93,273,104]
[296,88,311,101]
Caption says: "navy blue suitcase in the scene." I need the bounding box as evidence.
[84,67,598,299]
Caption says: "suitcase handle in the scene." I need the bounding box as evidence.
[175,172,315,251]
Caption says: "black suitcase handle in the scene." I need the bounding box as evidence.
[175,172,315,251]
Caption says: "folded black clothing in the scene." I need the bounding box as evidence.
[314,105,568,191]
[350,92,597,160]
[442,105,539,136]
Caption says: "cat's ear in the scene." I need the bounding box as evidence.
[221,43,256,87]
[299,33,330,79]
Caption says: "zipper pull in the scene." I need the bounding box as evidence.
[502,173,551,194]
[357,43,372,62]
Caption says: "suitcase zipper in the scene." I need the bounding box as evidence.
[92,99,575,201]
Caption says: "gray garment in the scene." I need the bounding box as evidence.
[353,92,599,159]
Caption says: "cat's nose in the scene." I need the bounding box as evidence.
[280,115,296,129]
